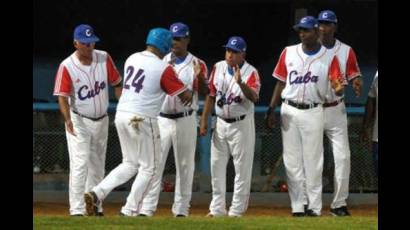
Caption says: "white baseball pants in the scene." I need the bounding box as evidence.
[139,113,197,216]
[324,102,350,209]
[92,111,160,216]
[209,115,255,217]
[281,103,324,215]
[66,111,108,215]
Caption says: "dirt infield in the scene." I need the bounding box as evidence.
[33,202,377,217]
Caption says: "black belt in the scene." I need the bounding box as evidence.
[283,99,319,110]
[323,98,344,108]
[159,110,193,119]
[219,115,246,123]
[72,110,107,121]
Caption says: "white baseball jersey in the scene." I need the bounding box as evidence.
[116,51,187,118]
[273,44,342,104]
[53,49,122,118]
[368,70,378,142]
[325,39,362,102]
[209,60,261,118]
[161,52,208,113]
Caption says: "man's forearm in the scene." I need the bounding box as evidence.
[362,97,376,129]
[239,82,258,103]
[201,95,215,121]
[114,86,122,99]
[269,81,285,108]
[58,96,71,122]
[197,73,209,96]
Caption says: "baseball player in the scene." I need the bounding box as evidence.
[360,70,378,177]
[139,22,208,217]
[53,24,122,216]
[265,16,344,217]
[200,36,261,217]
[84,28,193,217]
[317,10,363,217]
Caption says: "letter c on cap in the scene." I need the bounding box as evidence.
[172,26,178,32]
[231,39,237,45]
[85,29,92,37]
[323,12,328,18]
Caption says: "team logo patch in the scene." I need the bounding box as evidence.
[85,29,92,37]
[172,26,178,32]
[230,39,237,45]
[323,12,328,18]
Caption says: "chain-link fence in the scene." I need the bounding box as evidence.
[33,105,377,193]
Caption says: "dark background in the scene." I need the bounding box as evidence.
[33,0,378,105]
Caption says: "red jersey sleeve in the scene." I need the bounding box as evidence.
[208,65,217,97]
[106,54,122,86]
[345,48,361,81]
[328,56,345,84]
[53,64,72,97]
[246,70,261,95]
[160,65,187,96]
[272,48,287,82]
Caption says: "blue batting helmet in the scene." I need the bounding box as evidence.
[146,28,172,55]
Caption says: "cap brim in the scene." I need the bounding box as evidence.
[318,19,337,23]
[293,24,315,31]
[76,36,100,43]
[223,45,244,52]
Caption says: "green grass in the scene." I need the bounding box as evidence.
[33,216,377,230]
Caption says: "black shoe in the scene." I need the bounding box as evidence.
[137,214,148,217]
[330,206,351,216]
[306,209,319,217]
[304,205,308,212]
[96,212,104,217]
[84,191,99,216]
[70,214,84,217]
[292,212,305,217]
[176,214,186,217]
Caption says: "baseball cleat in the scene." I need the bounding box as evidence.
[306,209,319,217]
[330,206,351,216]
[84,191,99,216]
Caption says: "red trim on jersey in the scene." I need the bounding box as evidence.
[272,48,287,82]
[208,65,217,97]
[160,65,187,96]
[346,48,361,81]
[106,54,122,86]
[246,71,261,95]
[193,59,208,92]
[328,56,343,82]
[53,65,72,96]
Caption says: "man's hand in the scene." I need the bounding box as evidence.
[65,120,76,136]
[178,89,193,106]
[331,78,344,96]
[199,118,208,136]
[359,127,372,150]
[233,65,242,85]
[352,77,362,97]
[265,107,277,129]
